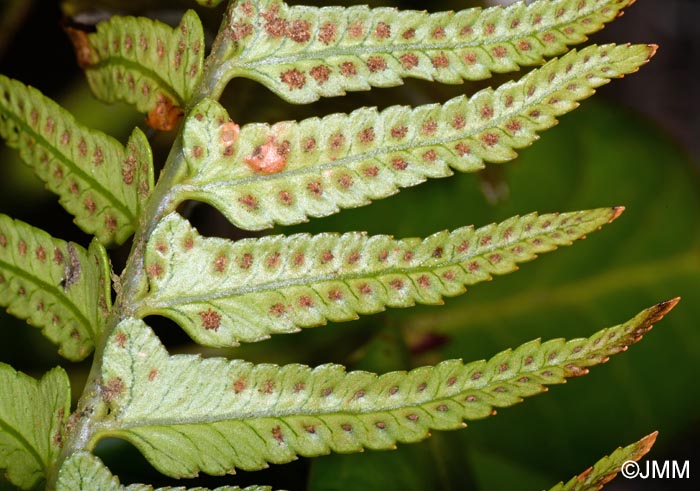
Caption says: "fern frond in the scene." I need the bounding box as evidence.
[218,0,636,103]
[0,214,111,360]
[69,11,204,130]
[97,300,677,478]
[175,44,654,231]
[138,208,620,347]
[56,452,271,491]
[0,75,154,245]
[0,364,70,489]
[549,432,658,491]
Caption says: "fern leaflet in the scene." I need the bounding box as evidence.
[95,300,676,478]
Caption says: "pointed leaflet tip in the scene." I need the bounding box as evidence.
[609,206,625,222]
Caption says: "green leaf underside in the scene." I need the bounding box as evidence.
[138,208,621,348]
[0,364,70,489]
[549,432,657,491]
[80,10,204,113]
[56,453,271,491]
[220,0,634,103]
[176,43,654,231]
[0,214,111,360]
[98,300,676,478]
[0,75,154,245]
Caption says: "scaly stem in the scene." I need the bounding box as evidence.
[45,8,236,489]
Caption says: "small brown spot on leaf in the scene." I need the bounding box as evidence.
[35,246,46,262]
[406,413,418,422]
[481,133,499,147]
[294,382,305,392]
[278,190,293,206]
[238,194,258,210]
[390,279,404,290]
[293,252,305,266]
[77,138,87,157]
[299,295,314,308]
[422,119,437,135]
[148,369,158,381]
[319,22,337,44]
[455,143,471,156]
[233,378,247,393]
[322,387,333,397]
[392,158,408,170]
[328,289,343,301]
[399,52,419,69]
[287,19,311,43]
[375,22,391,39]
[105,215,117,233]
[270,303,286,317]
[266,252,280,268]
[261,380,275,394]
[199,309,221,330]
[307,181,322,196]
[214,254,228,272]
[280,68,306,90]
[359,127,375,143]
[432,52,449,68]
[376,421,387,429]
[542,32,556,43]
[239,253,253,269]
[341,423,353,432]
[272,426,284,444]
[321,250,334,264]
[423,150,437,162]
[418,275,431,288]
[310,65,331,84]
[492,45,507,58]
[358,283,372,295]
[364,165,379,177]
[366,56,387,72]
[338,174,353,189]
[340,61,357,76]
[348,22,364,38]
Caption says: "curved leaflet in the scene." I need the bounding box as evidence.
[0,364,70,489]
[175,44,655,231]
[70,10,204,130]
[0,214,112,360]
[138,208,622,347]
[218,0,636,103]
[0,75,154,245]
[97,300,676,478]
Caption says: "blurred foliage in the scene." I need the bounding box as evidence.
[1,0,698,490]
